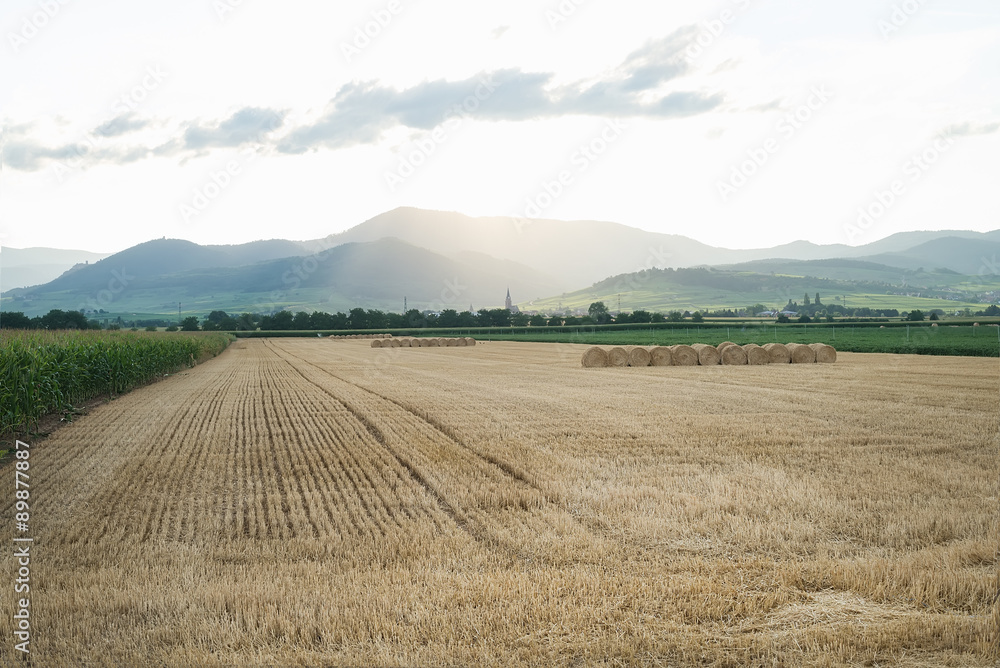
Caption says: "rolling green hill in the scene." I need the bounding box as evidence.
[524,264,999,314]
[4,208,1000,320]
[4,238,561,318]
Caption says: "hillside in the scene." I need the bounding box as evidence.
[0,247,111,292]
[525,264,998,315]
[6,238,560,317]
[31,238,313,294]
[862,237,1000,275]
[324,207,736,290]
[321,208,1000,287]
[3,207,999,319]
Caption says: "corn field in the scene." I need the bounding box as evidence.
[0,330,233,435]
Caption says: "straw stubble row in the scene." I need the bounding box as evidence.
[581,342,837,367]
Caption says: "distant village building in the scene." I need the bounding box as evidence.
[505,288,520,314]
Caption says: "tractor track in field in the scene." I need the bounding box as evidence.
[269,340,546,497]
[266,340,614,561]
[261,340,476,539]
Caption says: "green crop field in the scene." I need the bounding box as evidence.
[439,322,1000,358]
[232,321,1000,357]
[0,330,233,436]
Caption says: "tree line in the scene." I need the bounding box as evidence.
[3,301,998,331]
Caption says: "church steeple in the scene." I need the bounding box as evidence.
[505,287,512,311]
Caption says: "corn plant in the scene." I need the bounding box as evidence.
[0,330,233,435]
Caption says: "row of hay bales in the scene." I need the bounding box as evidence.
[581,342,836,367]
[372,337,476,348]
[330,334,393,340]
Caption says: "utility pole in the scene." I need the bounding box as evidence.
[178,302,181,323]
[618,293,621,313]
[404,296,407,313]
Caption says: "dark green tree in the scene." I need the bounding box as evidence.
[588,301,610,324]
[457,311,478,327]
[479,308,511,327]
[236,313,258,331]
[0,312,33,329]
[180,316,201,331]
[40,309,90,330]
[690,312,704,323]
[348,308,368,330]
[906,310,925,321]
[437,309,460,328]
[310,311,334,329]
[364,310,386,329]
[202,311,230,330]
[404,309,426,328]
[630,310,652,323]
[268,310,294,330]
[528,314,547,327]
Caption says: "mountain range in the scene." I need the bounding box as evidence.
[3,207,999,318]
[1,247,111,294]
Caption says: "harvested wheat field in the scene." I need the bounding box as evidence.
[1,339,996,666]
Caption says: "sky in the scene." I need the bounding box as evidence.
[1,0,998,254]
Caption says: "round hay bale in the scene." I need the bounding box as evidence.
[720,344,748,365]
[371,339,383,348]
[931,323,938,328]
[879,326,885,329]
[445,338,459,347]
[692,343,721,366]
[649,346,673,367]
[385,333,393,338]
[627,347,651,367]
[743,344,770,365]
[809,343,837,363]
[431,338,444,347]
[607,347,628,367]
[763,343,790,364]
[670,344,699,366]
[717,341,738,354]
[786,342,816,364]
[464,337,476,346]
[973,322,980,327]
[581,347,609,368]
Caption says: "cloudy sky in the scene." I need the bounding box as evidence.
[2,0,998,253]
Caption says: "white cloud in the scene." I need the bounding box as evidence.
[1,0,998,252]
